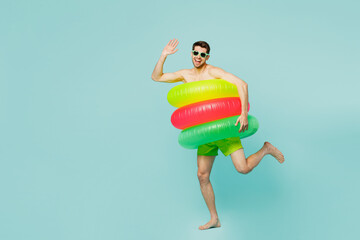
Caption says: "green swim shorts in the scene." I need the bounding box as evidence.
[197,137,243,156]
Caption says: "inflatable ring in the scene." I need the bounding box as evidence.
[171,97,250,129]
[178,115,259,149]
[167,79,238,108]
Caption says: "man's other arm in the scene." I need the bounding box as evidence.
[209,67,249,132]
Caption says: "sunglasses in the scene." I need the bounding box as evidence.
[192,50,209,58]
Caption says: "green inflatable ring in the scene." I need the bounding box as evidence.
[178,115,259,149]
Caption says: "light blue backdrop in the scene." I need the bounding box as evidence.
[1,0,359,239]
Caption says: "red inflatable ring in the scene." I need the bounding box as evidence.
[171,97,250,129]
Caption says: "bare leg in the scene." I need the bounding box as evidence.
[230,142,285,174]
[197,155,221,230]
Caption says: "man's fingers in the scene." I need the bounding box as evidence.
[243,125,248,132]
[235,119,239,126]
[171,39,178,47]
[239,123,243,132]
[167,39,179,51]
[170,49,179,54]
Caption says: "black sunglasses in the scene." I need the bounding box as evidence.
[192,50,209,58]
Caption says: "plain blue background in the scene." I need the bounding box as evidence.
[1,0,359,239]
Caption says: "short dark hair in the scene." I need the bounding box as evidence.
[192,41,210,54]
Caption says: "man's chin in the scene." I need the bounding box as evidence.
[193,63,204,68]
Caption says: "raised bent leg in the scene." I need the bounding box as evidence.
[197,155,221,230]
[230,142,285,174]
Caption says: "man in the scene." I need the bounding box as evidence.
[151,39,285,230]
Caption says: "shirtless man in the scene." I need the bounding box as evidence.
[151,39,285,230]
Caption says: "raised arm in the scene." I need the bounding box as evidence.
[151,39,184,83]
[209,67,249,132]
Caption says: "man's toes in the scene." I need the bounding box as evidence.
[199,225,208,230]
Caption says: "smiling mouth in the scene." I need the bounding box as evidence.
[194,59,201,63]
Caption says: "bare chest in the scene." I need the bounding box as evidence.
[182,70,215,83]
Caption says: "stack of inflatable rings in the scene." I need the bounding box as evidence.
[167,79,259,149]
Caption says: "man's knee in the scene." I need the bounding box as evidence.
[197,171,210,184]
[236,166,252,174]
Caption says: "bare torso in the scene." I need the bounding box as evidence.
[181,65,217,83]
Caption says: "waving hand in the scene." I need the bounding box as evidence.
[162,39,179,56]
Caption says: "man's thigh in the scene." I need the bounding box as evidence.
[197,155,216,175]
[230,148,247,172]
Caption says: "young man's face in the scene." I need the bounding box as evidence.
[191,46,210,68]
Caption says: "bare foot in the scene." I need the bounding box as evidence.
[264,142,285,163]
[199,218,221,230]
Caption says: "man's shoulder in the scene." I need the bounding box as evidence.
[207,65,227,77]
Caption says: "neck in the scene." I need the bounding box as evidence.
[193,63,208,74]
